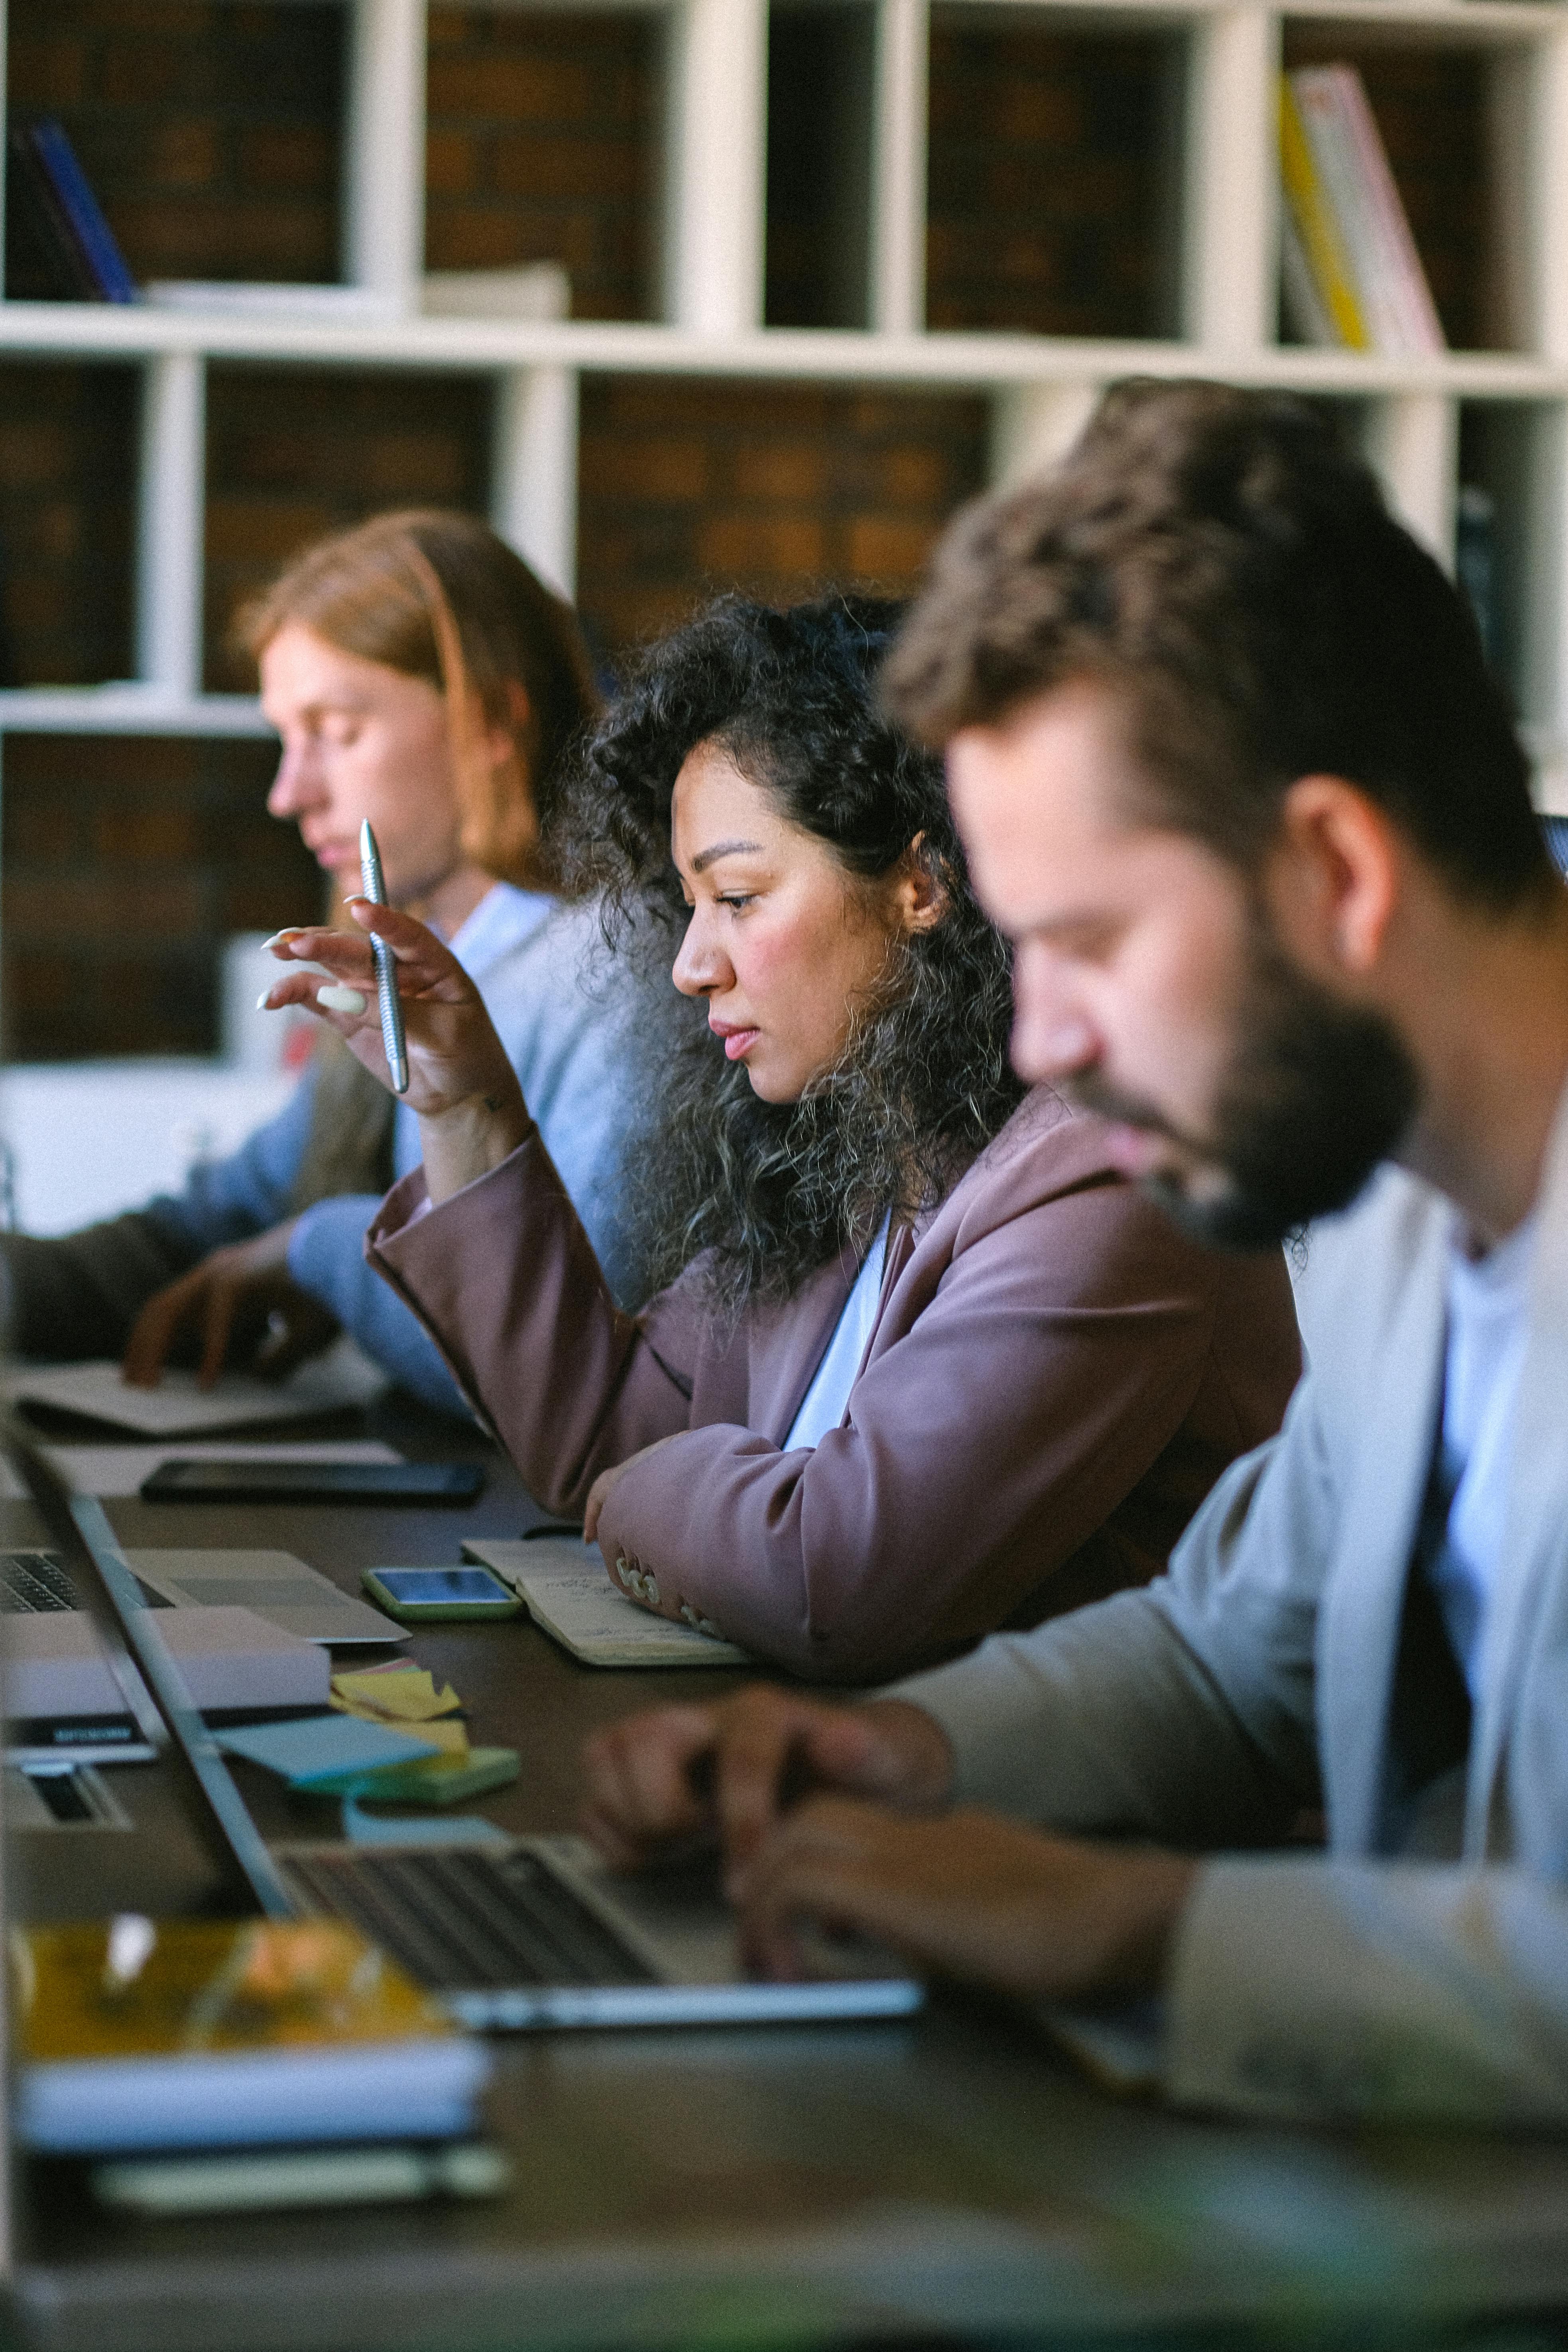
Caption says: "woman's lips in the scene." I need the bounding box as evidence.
[710,1021,761,1061]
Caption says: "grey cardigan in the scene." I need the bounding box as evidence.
[896,1088,1568,2126]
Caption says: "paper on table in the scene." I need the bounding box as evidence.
[462,1538,750,1667]
[41,1441,403,1499]
[5,1337,387,1437]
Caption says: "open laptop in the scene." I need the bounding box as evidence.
[5,1424,924,2033]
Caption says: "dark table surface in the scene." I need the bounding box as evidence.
[6,1399,1568,2352]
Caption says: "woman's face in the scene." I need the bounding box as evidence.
[670,739,930,1102]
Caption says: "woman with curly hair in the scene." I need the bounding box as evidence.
[260,593,1301,1681]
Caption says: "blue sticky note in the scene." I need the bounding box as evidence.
[342,1799,510,1848]
[218,1716,441,1789]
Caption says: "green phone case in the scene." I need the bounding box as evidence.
[360,1569,522,1623]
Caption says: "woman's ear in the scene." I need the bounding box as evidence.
[893,833,948,936]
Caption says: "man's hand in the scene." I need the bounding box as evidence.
[580,1685,955,1884]
[122,1222,339,1390]
[736,1798,1198,2002]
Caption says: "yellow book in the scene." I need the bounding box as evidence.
[1278,77,1369,351]
[14,1915,489,2153]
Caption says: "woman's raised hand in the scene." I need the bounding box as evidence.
[259,900,531,1201]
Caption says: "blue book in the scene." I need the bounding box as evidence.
[26,120,136,303]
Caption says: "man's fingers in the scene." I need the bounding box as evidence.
[579,1707,717,1859]
[711,1700,819,1881]
[736,1798,891,1975]
[121,1280,197,1387]
[196,1279,240,1390]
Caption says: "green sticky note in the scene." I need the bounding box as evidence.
[347,1747,520,1807]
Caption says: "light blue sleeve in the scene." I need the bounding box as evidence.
[474,903,638,1305]
[140,1071,319,1263]
[287,1195,471,1416]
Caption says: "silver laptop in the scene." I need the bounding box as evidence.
[6,1427,924,2033]
[125,1549,409,1648]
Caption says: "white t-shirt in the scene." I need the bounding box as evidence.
[1426,1210,1538,1697]
[783,1211,892,1453]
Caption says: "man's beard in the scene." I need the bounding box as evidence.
[1068,921,1421,1250]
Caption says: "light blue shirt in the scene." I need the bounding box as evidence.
[784,1211,891,1452]
[142,885,636,1416]
[1426,1212,1537,1697]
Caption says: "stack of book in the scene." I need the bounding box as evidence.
[1278,65,1444,356]
[6,118,136,303]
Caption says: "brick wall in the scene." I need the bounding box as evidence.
[2,733,317,1060]
[426,7,660,321]
[925,12,1182,339]
[0,362,136,687]
[6,0,344,286]
[203,365,493,691]
[576,378,988,657]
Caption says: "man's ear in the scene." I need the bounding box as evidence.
[1267,776,1401,980]
[893,832,948,936]
[481,679,533,775]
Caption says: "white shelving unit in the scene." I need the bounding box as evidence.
[0,0,1566,810]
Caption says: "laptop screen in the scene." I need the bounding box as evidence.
[1,1419,291,1921]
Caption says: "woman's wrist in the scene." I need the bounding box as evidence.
[419,1081,531,1204]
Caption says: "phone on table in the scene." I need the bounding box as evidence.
[360,1565,522,1623]
[140,1461,486,1505]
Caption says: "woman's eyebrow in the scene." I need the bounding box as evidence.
[689,838,764,874]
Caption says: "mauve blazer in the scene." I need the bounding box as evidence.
[366,1085,1302,1682]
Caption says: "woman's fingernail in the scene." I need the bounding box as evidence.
[317,984,366,1015]
[260,930,303,950]
[255,990,275,1012]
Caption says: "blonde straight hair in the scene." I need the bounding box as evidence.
[236,510,600,890]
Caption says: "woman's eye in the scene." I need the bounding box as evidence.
[718,893,755,912]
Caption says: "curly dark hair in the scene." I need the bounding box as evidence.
[555,593,1025,1312]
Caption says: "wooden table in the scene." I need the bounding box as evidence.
[8,1405,1568,2352]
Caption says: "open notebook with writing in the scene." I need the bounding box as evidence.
[461,1536,748,1667]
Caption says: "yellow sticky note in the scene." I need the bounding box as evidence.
[330,1697,470,1759]
[331,1667,461,1722]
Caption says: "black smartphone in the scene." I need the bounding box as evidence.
[139,1460,486,1505]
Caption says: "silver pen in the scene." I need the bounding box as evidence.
[358,819,409,1094]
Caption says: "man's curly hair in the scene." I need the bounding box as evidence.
[554,593,1024,1312]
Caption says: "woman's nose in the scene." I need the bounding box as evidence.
[672,909,729,998]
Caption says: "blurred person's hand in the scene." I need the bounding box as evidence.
[122,1222,339,1390]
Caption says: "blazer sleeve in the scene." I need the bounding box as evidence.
[365,1132,704,1505]
[595,1166,1295,1682]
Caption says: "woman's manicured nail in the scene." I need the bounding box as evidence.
[255,990,275,1012]
[317,984,367,1015]
[260,929,303,950]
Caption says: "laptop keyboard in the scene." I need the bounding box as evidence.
[0,1550,77,1613]
[280,1846,658,1993]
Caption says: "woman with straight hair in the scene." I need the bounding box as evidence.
[260,592,1302,1681]
[0,509,640,1413]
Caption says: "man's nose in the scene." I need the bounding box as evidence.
[1011,959,1099,1083]
[266,743,323,817]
